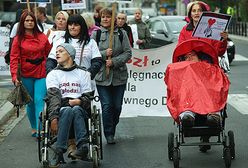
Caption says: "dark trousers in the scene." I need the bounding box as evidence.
[96,84,126,138]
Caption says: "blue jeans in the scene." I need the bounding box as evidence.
[22,77,46,131]
[96,84,126,138]
[56,106,89,151]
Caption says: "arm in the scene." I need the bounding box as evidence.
[111,30,132,67]
[46,87,62,121]
[9,37,20,82]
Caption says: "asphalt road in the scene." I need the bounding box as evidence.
[0,38,248,168]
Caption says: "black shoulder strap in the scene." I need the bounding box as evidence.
[96,29,101,46]
[96,29,123,46]
[117,28,123,44]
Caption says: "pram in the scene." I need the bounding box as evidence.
[37,95,103,168]
[165,39,235,168]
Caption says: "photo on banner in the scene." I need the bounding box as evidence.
[20,0,51,3]
[61,0,86,10]
[192,12,231,41]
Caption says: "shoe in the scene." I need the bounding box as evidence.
[181,115,195,127]
[31,132,37,137]
[106,135,116,144]
[206,113,220,127]
[67,139,76,159]
[50,148,65,168]
[70,144,88,160]
[199,136,211,153]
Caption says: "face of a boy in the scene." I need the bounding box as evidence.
[56,46,71,65]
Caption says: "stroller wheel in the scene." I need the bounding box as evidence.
[168,132,174,161]
[223,147,231,168]
[228,130,235,159]
[173,149,180,168]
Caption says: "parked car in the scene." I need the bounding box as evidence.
[145,15,187,48]
[0,12,16,27]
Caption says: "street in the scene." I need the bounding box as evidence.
[0,38,248,168]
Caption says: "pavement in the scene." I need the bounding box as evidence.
[0,34,247,127]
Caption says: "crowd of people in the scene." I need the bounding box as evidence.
[7,1,230,166]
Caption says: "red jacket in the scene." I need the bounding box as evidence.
[10,33,52,81]
[178,24,227,56]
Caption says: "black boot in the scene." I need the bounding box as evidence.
[50,148,65,168]
[70,144,88,160]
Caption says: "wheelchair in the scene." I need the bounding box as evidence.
[167,106,235,168]
[37,96,103,168]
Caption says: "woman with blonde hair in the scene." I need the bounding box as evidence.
[46,11,69,73]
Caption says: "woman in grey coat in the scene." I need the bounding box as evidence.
[92,7,132,144]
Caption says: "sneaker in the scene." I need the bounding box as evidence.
[106,135,116,144]
[50,148,65,168]
[199,136,211,153]
[206,113,220,127]
[70,144,88,160]
[181,115,195,127]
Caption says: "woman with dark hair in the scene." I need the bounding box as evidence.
[46,14,102,85]
[178,1,228,56]
[10,11,52,137]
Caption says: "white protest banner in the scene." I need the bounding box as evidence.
[120,44,175,117]
[61,0,86,10]
[130,24,139,49]
[192,12,231,41]
[0,27,11,76]
[98,0,132,3]
[20,0,51,3]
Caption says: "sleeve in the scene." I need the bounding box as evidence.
[46,87,62,120]
[46,70,59,89]
[214,40,227,56]
[111,30,132,67]
[88,39,103,79]
[91,30,107,60]
[178,26,187,45]
[80,71,92,94]
[43,34,52,57]
[9,36,20,82]
[143,24,151,44]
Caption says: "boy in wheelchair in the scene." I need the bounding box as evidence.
[46,43,92,167]
[165,39,230,152]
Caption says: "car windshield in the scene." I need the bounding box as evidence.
[167,20,187,34]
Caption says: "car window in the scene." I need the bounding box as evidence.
[152,20,167,32]
[167,20,187,34]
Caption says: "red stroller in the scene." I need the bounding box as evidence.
[164,39,235,168]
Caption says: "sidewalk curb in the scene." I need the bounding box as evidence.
[229,34,248,42]
[0,100,15,126]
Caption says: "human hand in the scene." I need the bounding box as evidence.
[106,48,113,57]
[106,59,113,67]
[136,39,143,45]
[50,118,58,136]
[220,31,228,41]
[69,99,81,106]
[14,79,21,87]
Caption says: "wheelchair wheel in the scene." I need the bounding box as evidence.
[92,147,100,168]
[223,147,231,168]
[168,132,174,161]
[93,105,103,160]
[173,149,180,168]
[228,130,235,159]
[38,112,43,162]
